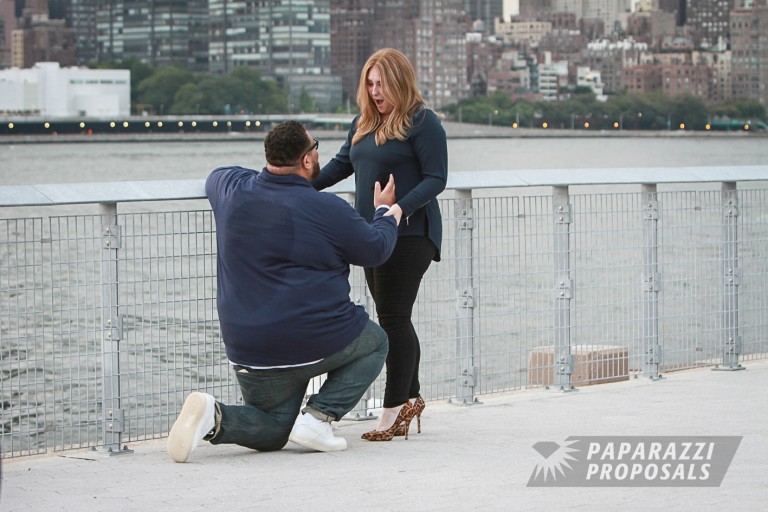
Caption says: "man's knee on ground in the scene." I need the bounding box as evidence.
[254,429,292,452]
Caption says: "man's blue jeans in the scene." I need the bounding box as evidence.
[209,320,388,451]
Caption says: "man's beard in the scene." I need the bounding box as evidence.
[310,161,320,180]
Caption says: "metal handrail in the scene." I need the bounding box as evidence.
[2,166,767,207]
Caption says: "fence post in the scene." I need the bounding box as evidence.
[99,202,131,454]
[641,184,663,380]
[552,186,575,391]
[452,189,479,405]
[714,182,745,372]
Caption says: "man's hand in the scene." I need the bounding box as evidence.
[373,174,402,225]
[383,203,403,225]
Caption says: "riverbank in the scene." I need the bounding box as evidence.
[0,121,763,145]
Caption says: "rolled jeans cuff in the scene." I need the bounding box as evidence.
[203,401,223,441]
[302,406,335,423]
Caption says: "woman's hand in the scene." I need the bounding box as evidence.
[374,173,396,208]
[374,174,402,225]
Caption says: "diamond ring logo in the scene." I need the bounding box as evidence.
[530,440,580,483]
[528,436,741,487]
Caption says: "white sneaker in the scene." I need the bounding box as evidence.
[167,392,216,463]
[289,413,347,452]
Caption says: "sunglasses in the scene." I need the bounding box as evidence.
[305,138,319,156]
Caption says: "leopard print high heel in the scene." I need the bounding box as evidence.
[394,395,425,437]
[361,401,415,441]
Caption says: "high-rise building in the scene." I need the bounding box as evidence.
[582,0,632,33]
[0,20,8,69]
[0,0,16,53]
[657,0,686,25]
[372,0,470,109]
[97,0,209,72]
[208,0,234,74]
[685,0,735,47]
[467,0,503,33]
[329,0,374,104]
[519,0,554,19]
[49,0,98,66]
[12,0,76,68]
[552,0,584,20]
[547,0,632,33]
[208,0,341,112]
[16,0,47,14]
[730,4,768,105]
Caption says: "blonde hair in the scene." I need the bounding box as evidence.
[353,48,426,146]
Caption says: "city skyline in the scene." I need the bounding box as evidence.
[0,0,766,111]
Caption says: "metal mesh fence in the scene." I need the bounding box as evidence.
[0,218,47,456]
[739,189,768,361]
[47,215,105,452]
[657,190,724,369]
[115,211,238,444]
[2,185,767,458]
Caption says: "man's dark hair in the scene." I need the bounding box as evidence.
[265,121,311,166]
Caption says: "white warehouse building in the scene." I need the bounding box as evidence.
[0,62,130,118]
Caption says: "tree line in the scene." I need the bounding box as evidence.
[444,89,767,131]
[94,59,289,115]
[96,60,766,130]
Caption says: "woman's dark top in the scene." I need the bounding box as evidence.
[313,108,448,261]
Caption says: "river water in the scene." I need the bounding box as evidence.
[2,132,767,187]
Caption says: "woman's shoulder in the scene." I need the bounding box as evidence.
[412,105,437,121]
[410,107,445,137]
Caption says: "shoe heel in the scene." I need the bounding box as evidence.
[401,417,411,440]
[413,396,425,434]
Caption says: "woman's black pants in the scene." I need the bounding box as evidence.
[365,236,435,408]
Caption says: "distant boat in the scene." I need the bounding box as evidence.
[707,119,768,132]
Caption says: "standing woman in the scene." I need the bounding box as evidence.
[312,48,447,440]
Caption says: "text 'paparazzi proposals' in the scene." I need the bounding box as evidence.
[527,436,742,487]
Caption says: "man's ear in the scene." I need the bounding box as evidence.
[299,153,313,179]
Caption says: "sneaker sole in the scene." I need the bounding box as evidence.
[167,392,211,463]
[289,428,348,452]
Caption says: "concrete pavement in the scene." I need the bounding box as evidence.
[3,360,767,512]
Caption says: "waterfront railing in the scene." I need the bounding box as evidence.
[1,166,767,459]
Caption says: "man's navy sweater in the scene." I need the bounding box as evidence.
[206,166,397,367]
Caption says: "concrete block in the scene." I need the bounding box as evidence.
[527,344,629,387]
